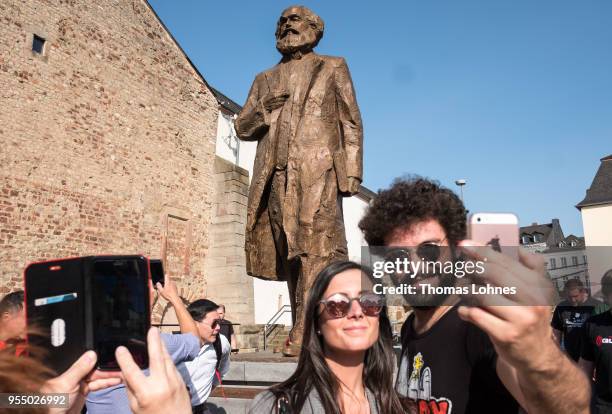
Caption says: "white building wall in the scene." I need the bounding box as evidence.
[252,195,371,325]
[215,112,238,164]
[215,111,257,173]
[543,249,589,292]
[581,204,612,297]
[582,205,612,246]
[344,195,370,262]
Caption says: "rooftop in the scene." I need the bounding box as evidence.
[519,218,565,247]
[210,87,242,114]
[576,154,612,209]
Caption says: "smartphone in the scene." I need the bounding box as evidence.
[25,255,150,373]
[150,259,165,287]
[89,256,150,370]
[468,213,519,259]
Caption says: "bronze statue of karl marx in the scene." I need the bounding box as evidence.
[235,5,363,354]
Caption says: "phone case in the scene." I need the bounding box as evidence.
[25,257,88,374]
[25,255,150,374]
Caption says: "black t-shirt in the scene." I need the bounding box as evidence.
[581,311,612,413]
[551,298,606,361]
[396,306,518,414]
[218,319,234,343]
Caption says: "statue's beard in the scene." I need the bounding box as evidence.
[276,30,317,56]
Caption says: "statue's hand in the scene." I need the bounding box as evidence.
[347,177,361,195]
[262,91,289,112]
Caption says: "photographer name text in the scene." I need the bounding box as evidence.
[373,283,517,296]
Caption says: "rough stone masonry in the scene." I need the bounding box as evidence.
[0,0,218,305]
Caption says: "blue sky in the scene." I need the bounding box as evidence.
[148,1,612,236]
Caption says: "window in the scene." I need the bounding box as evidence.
[32,34,45,54]
[550,258,556,269]
[583,255,588,264]
[572,256,578,266]
[521,235,531,244]
[561,257,567,267]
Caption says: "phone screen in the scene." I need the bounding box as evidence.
[150,259,164,287]
[92,257,149,370]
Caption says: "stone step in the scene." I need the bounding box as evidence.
[205,397,251,414]
[223,359,297,384]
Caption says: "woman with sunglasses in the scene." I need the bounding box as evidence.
[249,260,412,413]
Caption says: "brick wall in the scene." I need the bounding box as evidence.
[0,0,218,301]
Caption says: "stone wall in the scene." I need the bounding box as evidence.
[204,156,254,325]
[0,0,218,301]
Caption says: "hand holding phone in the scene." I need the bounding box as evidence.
[150,259,165,287]
[462,213,554,307]
[468,212,519,259]
[153,264,180,305]
[116,328,192,414]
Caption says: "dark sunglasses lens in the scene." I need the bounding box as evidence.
[359,294,383,316]
[212,319,220,329]
[384,248,411,265]
[325,298,350,318]
[417,243,440,262]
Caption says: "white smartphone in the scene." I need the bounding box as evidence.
[468,213,519,259]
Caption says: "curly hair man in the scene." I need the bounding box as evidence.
[359,176,590,414]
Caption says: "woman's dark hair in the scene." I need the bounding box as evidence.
[187,299,219,322]
[359,176,467,246]
[0,290,24,315]
[268,260,407,413]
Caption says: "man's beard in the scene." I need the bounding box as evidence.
[276,29,317,56]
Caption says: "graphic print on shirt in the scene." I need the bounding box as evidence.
[406,352,453,414]
[596,335,612,346]
[563,310,590,328]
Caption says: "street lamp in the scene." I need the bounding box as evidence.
[455,179,467,203]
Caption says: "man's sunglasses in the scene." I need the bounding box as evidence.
[383,242,443,265]
[318,292,384,319]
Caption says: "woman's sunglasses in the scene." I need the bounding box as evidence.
[318,292,384,319]
[199,318,222,329]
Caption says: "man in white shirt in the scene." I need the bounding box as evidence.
[178,299,230,414]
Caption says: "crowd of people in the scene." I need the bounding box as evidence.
[1,176,611,413]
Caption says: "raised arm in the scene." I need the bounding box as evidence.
[458,242,591,414]
[155,276,200,345]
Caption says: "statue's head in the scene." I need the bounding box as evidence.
[275,5,324,56]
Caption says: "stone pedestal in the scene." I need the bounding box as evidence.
[205,157,254,325]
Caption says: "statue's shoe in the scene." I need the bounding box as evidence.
[282,338,301,357]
